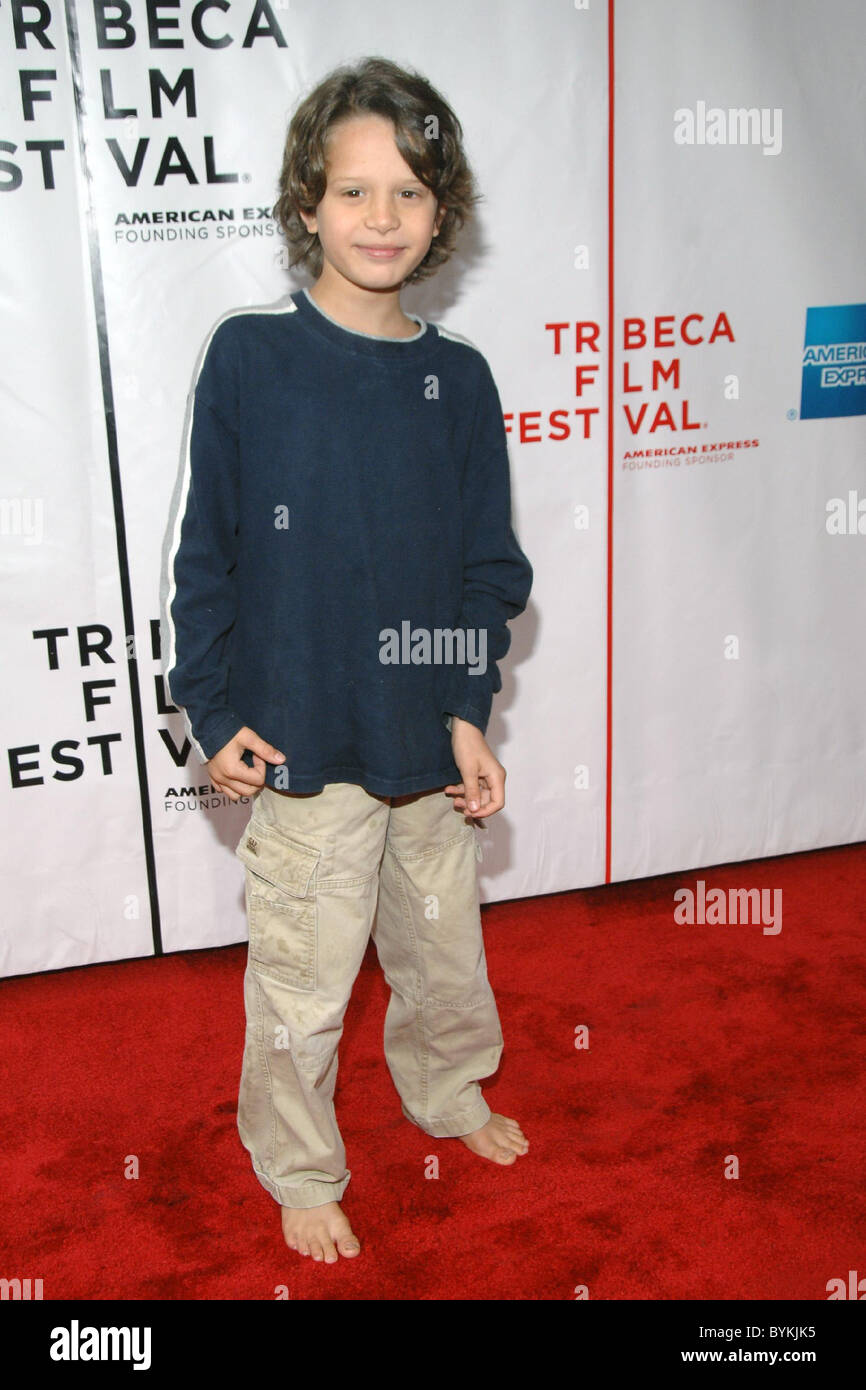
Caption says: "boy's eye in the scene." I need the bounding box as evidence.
[340,189,422,198]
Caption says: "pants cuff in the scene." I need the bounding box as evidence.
[401,1095,492,1138]
[252,1165,352,1209]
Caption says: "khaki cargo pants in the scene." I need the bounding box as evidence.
[233,780,504,1209]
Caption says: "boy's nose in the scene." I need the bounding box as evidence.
[365,199,399,229]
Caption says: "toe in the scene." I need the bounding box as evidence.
[309,1239,325,1262]
[339,1236,361,1257]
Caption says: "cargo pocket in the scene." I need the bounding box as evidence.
[235,820,321,992]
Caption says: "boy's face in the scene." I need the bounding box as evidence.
[300,113,445,292]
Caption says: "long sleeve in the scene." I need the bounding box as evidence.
[159,320,245,764]
[441,355,533,735]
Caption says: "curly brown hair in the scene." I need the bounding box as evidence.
[274,56,482,285]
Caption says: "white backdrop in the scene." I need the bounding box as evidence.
[2,0,865,977]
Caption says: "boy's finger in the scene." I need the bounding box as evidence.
[208,756,264,790]
[471,770,505,816]
[228,763,266,787]
[469,796,503,818]
[225,772,262,795]
[443,783,469,812]
[213,780,245,802]
[463,776,481,813]
[247,734,286,764]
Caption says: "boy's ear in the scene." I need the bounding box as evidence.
[433,203,446,236]
[299,207,317,235]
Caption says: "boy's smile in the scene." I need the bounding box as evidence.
[299,113,445,331]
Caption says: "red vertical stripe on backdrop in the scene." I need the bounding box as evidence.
[605,0,615,883]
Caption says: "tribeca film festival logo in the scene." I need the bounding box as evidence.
[800,304,866,422]
[1,0,287,195]
[378,622,487,676]
[5,621,243,812]
[533,312,758,477]
[530,101,779,474]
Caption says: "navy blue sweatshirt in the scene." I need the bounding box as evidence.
[160,287,533,796]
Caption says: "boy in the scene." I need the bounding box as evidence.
[160,56,533,1265]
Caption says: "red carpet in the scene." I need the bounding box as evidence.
[2,842,864,1301]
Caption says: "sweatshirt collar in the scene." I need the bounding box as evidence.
[291,287,434,359]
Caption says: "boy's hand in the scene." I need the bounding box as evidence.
[207,726,286,802]
[444,715,506,819]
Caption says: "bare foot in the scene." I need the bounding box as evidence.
[459,1113,529,1165]
[280,1200,361,1263]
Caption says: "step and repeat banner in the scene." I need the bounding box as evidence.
[2,0,864,976]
